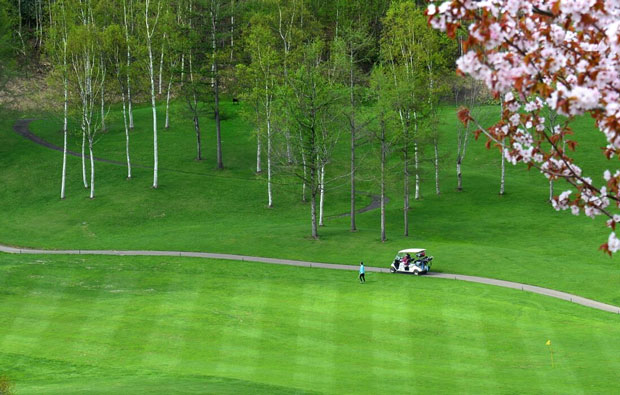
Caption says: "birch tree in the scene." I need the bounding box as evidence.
[208,0,225,169]
[281,41,345,239]
[370,65,398,242]
[381,3,429,236]
[179,0,210,161]
[68,14,105,199]
[336,26,372,231]
[263,0,315,192]
[103,23,133,179]
[121,0,136,129]
[245,18,280,207]
[144,0,161,188]
[454,76,487,192]
[47,0,70,198]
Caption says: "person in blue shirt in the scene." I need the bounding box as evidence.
[359,261,365,283]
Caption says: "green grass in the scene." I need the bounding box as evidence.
[2,102,620,393]
[0,102,618,304]
[1,253,619,394]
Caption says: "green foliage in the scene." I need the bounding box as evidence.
[0,0,17,84]
[280,41,346,177]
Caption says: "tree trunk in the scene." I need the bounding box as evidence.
[60,43,68,199]
[193,114,202,160]
[123,0,135,130]
[158,35,165,95]
[211,0,223,170]
[549,180,554,202]
[300,132,307,202]
[456,155,463,191]
[121,90,132,179]
[88,139,95,199]
[81,132,88,188]
[215,75,223,169]
[256,127,262,173]
[165,74,173,129]
[404,136,410,237]
[267,114,273,207]
[349,50,356,231]
[414,112,420,200]
[146,0,159,188]
[127,75,134,129]
[311,190,318,239]
[500,137,505,195]
[189,51,201,160]
[230,0,235,61]
[319,162,325,226]
[180,53,185,86]
[381,116,386,242]
[100,69,106,132]
[17,0,25,54]
[350,119,356,231]
[434,136,440,195]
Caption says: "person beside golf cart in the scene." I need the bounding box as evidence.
[389,248,433,275]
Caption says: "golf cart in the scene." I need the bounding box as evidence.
[389,248,433,275]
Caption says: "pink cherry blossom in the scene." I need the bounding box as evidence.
[428,0,620,254]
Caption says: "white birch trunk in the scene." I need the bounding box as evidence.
[158,35,165,95]
[127,76,134,129]
[180,53,185,86]
[414,116,420,200]
[398,109,410,237]
[434,137,440,195]
[267,113,273,208]
[311,190,318,239]
[549,180,554,202]
[100,68,106,132]
[230,0,235,61]
[145,0,159,188]
[165,74,173,129]
[210,1,216,87]
[500,137,506,195]
[17,0,25,54]
[300,133,307,202]
[121,91,132,179]
[210,1,223,169]
[123,0,135,129]
[349,48,356,231]
[456,157,463,191]
[456,127,470,192]
[319,163,325,226]
[89,139,95,199]
[256,129,262,173]
[81,131,88,188]
[381,117,386,242]
[60,39,68,199]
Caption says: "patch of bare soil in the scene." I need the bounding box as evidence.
[0,66,60,112]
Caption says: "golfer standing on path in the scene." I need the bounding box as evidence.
[359,262,365,283]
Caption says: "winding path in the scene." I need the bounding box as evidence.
[1,243,619,314]
[7,119,620,315]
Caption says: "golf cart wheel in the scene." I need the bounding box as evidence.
[390,267,396,273]
[414,271,419,276]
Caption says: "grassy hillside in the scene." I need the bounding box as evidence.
[0,102,618,306]
[1,254,619,394]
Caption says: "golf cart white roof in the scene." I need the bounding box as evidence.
[398,248,425,254]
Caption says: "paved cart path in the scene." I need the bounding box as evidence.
[1,243,619,314]
[8,119,620,314]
